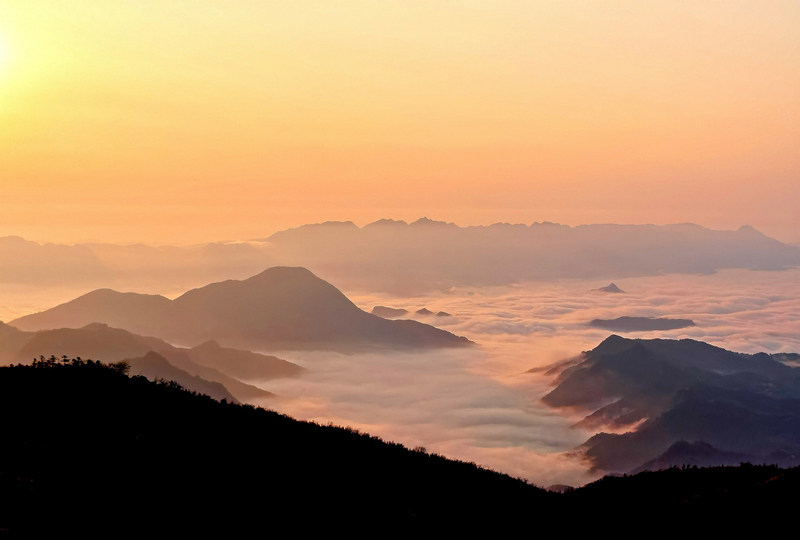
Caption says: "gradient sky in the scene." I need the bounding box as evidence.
[1,1,798,244]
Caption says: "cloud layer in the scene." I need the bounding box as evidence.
[3,268,798,487]
[260,269,800,486]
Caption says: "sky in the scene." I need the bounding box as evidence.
[1,1,798,244]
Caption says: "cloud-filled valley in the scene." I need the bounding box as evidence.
[247,268,800,486]
[1,236,798,487]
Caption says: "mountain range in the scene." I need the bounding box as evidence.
[541,335,800,472]
[0,321,302,403]
[257,220,800,291]
[10,267,471,351]
[3,219,798,293]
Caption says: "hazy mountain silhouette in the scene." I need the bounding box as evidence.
[127,351,238,403]
[9,289,173,337]
[11,267,471,351]
[0,321,30,360]
[0,323,278,403]
[0,236,111,285]
[188,340,303,381]
[589,316,696,331]
[2,360,799,534]
[4,220,798,294]
[257,220,800,292]
[155,347,275,403]
[543,336,800,473]
[594,283,625,293]
[0,235,276,290]
[371,306,409,318]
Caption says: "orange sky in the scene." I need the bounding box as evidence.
[1,1,798,244]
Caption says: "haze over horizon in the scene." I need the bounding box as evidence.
[2,0,800,517]
[2,1,799,244]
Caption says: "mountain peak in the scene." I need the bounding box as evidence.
[247,266,318,282]
[195,339,222,350]
[141,350,168,363]
[593,283,625,293]
[410,217,457,228]
[13,266,471,352]
[737,225,763,236]
[82,322,111,331]
[364,218,408,228]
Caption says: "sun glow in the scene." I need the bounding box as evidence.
[0,36,7,74]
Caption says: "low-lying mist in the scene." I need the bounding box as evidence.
[257,268,800,486]
[2,267,798,487]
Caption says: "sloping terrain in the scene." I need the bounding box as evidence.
[11,267,472,351]
[0,361,797,535]
[0,323,285,403]
[542,336,800,472]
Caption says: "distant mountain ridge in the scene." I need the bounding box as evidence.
[257,220,800,292]
[589,316,696,332]
[10,267,471,351]
[2,220,798,293]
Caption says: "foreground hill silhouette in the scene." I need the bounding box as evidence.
[542,335,800,472]
[0,359,552,535]
[1,360,797,534]
[11,267,470,351]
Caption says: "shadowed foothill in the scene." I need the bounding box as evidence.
[1,360,798,534]
[541,335,800,473]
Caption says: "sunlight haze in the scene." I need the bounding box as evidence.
[1,1,798,244]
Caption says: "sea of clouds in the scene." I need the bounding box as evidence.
[2,268,798,487]
[262,268,800,487]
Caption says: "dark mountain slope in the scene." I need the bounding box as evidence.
[633,441,757,473]
[1,323,275,403]
[127,351,238,403]
[1,361,799,534]
[11,267,471,351]
[544,336,800,473]
[584,381,800,472]
[0,360,551,535]
[544,335,796,413]
[563,464,800,520]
